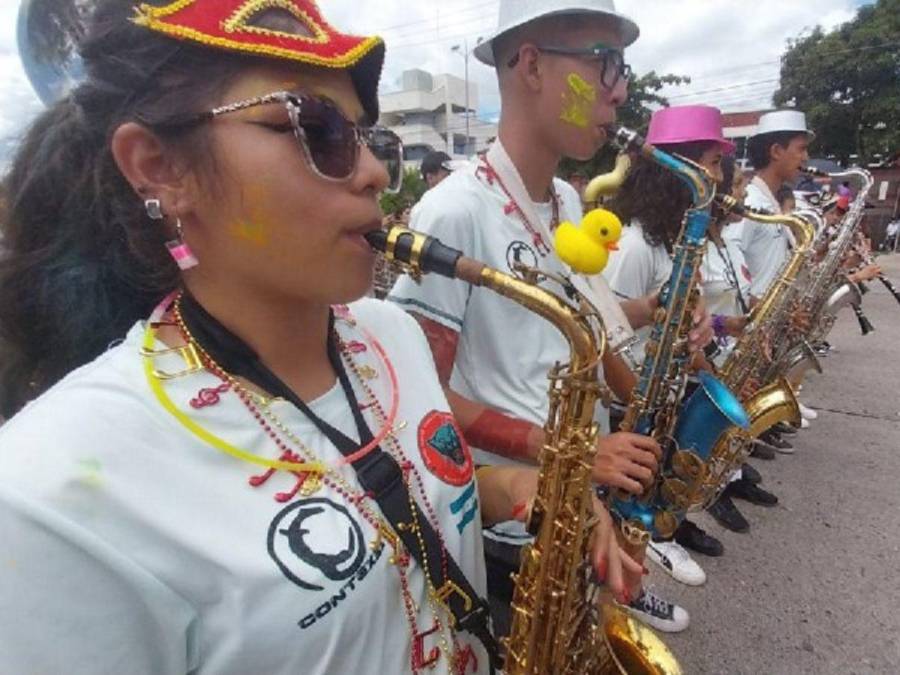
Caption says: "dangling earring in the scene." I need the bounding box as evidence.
[165,218,200,271]
[144,197,199,270]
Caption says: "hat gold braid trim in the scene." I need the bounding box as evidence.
[132,0,383,69]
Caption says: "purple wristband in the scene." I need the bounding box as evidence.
[712,314,728,340]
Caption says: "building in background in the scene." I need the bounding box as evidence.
[379,69,497,169]
[721,110,770,169]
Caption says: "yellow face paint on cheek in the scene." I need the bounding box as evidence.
[560,73,597,130]
[230,184,272,247]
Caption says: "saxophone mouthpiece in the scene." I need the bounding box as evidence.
[365,227,464,280]
[802,166,831,179]
[605,124,646,153]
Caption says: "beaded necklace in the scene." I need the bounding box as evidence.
[163,295,468,673]
[478,155,560,257]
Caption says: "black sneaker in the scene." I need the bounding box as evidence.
[772,421,798,436]
[740,463,762,484]
[707,495,750,533]
[751,442,776,460]
[724,478,779,506]
[758,430,794,454]
[626,588,690,633]
[673,519,724,557]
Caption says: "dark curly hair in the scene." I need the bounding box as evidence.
[0,0,271,417]
[607,140,717,252]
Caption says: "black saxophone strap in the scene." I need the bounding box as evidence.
[178,293,501,670]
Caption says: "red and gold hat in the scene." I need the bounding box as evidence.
[133,0,385,122]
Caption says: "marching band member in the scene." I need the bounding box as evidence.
[390,0,710,636]
[0,1,637,672]
[726,110,820,436]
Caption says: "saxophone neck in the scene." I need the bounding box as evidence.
[368,227,604,371]
[607,125,716,208]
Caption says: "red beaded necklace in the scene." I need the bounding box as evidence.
[478,154,560,257]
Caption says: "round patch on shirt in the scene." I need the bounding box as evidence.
[417,411,473,486]
[506,240,539,272]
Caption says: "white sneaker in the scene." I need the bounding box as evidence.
[626,587,690,633]
[646,540,706,586]
[798,402,818,420]
[800,418,811,429]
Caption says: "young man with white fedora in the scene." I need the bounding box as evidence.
[390,0,713,635]
[725,109,819,441]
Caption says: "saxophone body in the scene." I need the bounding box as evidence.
[367,227,680,674]
[799,168,875,342]
[604,128,749,545]
[687,202,816,508]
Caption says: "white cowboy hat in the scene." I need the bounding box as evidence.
[473,0,639,66]
[753,110,816,140]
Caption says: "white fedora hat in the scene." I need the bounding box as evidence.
[473,0,639,66]
[753,110,816,140]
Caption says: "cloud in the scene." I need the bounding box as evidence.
[0,0,871,158]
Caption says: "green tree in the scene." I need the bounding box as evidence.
[773,0,900,163]
[379,167,427,217]
[559,71,690,180]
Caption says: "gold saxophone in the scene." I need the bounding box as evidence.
[367,226,680,675]
[688,199,816,508]
[584,153,632,208]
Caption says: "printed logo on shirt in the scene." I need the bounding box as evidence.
[268,497,368,591]
[506,240,539,272]
[417,410,474,487]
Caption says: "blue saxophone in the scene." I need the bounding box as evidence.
[605,126,750,546]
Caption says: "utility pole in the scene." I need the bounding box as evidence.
[451,38,481,157]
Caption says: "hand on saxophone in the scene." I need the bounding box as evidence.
[689,296,714,352]
[848,263,882,283]
[592,432,661,495]
[589,493,644,604]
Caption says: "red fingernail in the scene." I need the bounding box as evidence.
[597,557,607,582]
[622,589,631,604]
[511,502,527,520]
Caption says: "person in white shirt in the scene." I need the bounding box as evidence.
[724,110,820,437]
[702,157,781,533]
[390,0,712,635]
[0,2,636,673]
[724,110,814,299]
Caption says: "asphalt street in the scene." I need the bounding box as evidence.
[653,253,900,675]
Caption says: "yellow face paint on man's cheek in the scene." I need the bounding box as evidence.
[560,73,597,130]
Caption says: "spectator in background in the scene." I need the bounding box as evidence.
[420,150,454,190]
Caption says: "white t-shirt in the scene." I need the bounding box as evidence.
[602,221,672,365]
[725,176,789,298]
[700,235,752,318]
[389,161,609,465]
[0,300,488,675]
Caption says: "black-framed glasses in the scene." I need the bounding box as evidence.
[509,44,632,91]
[159,91,403,194]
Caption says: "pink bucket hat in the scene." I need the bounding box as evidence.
[647,105,736,155]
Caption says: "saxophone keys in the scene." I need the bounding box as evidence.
[671,449,708,482]
[660,478,692,511]
[653,510,679,540]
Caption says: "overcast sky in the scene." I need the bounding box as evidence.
[0,0,873,148]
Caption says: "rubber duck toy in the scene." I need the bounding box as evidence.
[554,208,623,275]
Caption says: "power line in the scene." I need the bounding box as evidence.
[371,0,497,36]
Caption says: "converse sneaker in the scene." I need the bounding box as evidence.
[646,540,707,586]
[800,418,810,429]
[798,402,819,420]
[626,588,690,633]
